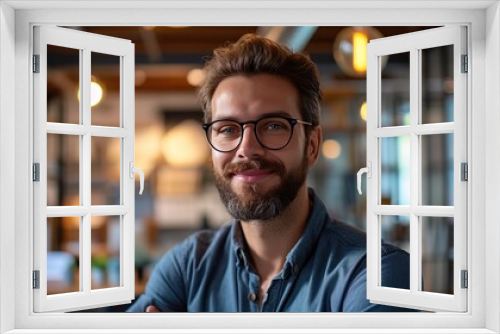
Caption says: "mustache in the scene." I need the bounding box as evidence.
[223,158,285,177]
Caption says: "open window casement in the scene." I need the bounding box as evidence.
[360,26,467,312]
[33,26,142,312]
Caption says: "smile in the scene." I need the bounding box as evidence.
[233,169,274,183]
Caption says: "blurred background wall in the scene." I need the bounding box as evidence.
[44,26,454,311]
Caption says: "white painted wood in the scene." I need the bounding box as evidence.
[6,4,493,333]
[372,123,454,138]
[372,126,411,138]
[46,123,130,137]
[372,205,411,215]
[366,26,467,312]
[372,205,454,217]
[32,26,135,313]
[409,46,420,296]
[0,2,17,333]
[485,3,500,333]
[412,123,454,135]
[4,0,497,10]
[366,26,379,305]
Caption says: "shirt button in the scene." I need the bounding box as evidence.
[248,292,257,302]
[293,264,300,275]
[238,251,244,261]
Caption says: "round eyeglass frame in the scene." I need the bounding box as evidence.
[202,116,313,153]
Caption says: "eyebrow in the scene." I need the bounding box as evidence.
[213,111,295,122]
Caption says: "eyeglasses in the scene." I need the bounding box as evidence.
[202,116,313,152]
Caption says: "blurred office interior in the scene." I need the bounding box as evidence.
[45,26,455,310]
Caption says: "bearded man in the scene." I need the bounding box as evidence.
[127,34,412,312]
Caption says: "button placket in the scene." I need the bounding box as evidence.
[247,271,261,311]
[248,292,257,302]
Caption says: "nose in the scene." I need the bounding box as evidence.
[235,124,265,158]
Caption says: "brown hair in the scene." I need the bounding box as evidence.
[199,33,322,135]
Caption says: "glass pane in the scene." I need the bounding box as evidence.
[421,134,454,206]
[91,216,121,290]
[381,215,410,289]
[381,52,410,127]
[47,44,80,124]
[421,217,454,294]
[91,137,121,206]
[381,136,410,205]
[421,45,454,124]
[47,217,80,295]
[91,52,120,127]
[47,134,80,206]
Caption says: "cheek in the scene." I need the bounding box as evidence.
[211,150,231,172]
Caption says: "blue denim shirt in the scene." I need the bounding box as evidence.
[128,189,412,312]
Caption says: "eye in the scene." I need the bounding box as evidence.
[213,122,241,137]
[220,126,238,134]
[260,119,289,132]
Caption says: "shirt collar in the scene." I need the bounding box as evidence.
[231,188,329,276]
[232,220,249,267]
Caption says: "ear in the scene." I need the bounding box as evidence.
[306,126,322,168]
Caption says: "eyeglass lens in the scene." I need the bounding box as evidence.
[207,117,294,152]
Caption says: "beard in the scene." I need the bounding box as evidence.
[213,155,308,221]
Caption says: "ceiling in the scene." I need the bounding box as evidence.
[47,26,435,95]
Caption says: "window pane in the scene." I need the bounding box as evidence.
[47,134,80,206]
[381,215,410,290]
[381,136,410,205]
[421,45,454,124]
[91,52,120,127]
[47,44,80,124]
[91,137,121,206]
[91,216,121,290]
[381,52,410,127]
[421,134,454,206]
[421,217,454,295]
[47,217,80,295]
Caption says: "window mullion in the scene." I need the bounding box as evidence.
[81,48,92,295]
[409,47,420,294]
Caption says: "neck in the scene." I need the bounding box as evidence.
[240,186,311,280]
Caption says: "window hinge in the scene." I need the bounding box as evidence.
[33,270,40,289]
[461,162,468,181]
[461,54,468,73]
[33,163,40,182]
[461,270,468,289]
[33,54,40,73]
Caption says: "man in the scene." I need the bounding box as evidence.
[127,34,411,312]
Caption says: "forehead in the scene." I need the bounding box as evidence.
[211,74,301,121]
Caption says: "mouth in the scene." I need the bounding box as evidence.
[232,169,275,183]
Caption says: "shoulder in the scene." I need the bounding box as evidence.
[324,219,367,248]
[318,218,367,264]
[167,223,234,267]
[323,218,408,258]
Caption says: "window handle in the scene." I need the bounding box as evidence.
[129,162,144,195]
[357,162,371,195]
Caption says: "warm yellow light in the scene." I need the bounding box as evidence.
[77,81,104,107]
[161,120,209,168]
[187,68,206,87]
[333,27,385,78]
[360,101,368,121]
[322,139,342,160]
[352,32,368,73]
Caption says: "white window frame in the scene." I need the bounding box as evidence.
[366,26,468,312]
[33,25,136,312]
[0,1,499,333]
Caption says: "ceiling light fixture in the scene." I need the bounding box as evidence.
[333,27,387,78]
